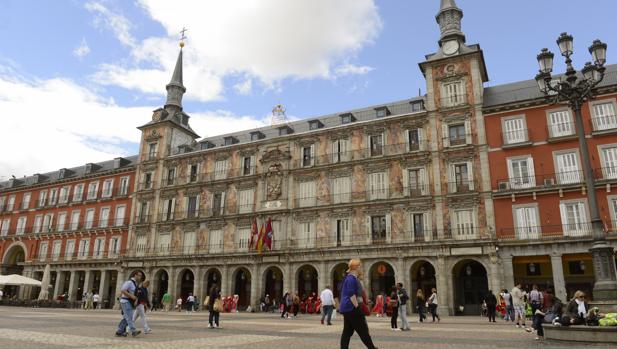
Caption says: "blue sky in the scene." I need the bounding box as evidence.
[1,0,615,178]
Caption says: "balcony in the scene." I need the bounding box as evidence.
[440,94,468,109]
[447,180,476,194]
[34,248,127,263]
[502,129,531,148]
[591,114,617,133]
[495,170,585,192]
[547,121,576,140]
[1,218,129,238]
[595,167,617,181]
[142,151,158,162]
[497,223,605,241]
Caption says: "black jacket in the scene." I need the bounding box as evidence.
[566,300,588,319]
[485,293,497,307]
[136,287,150,308]
[208,289,221,308]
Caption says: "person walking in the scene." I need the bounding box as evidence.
[500,289,513,322]
[84,290,94,310]
[339,259,378,349]
[186,293,195,314]
[281,291,291,318]
[92,292,100,310]
[115,270,142,337]
[485,290,497,323]
[427,288,440,323]
[320,285,335,325]
[208,285,221,329]
[396,283,410,331]
[176,297,183,312]
[162,291,171,312]
[416,289,426,323]
[389,286,400,331]
[511,283,530,331]
[132,280,152,334]
[293,292,300,318]
[529,285,543,328]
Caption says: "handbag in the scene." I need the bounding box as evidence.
[213,298,223,312]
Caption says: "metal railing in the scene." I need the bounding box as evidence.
[495,170,586,191]
[440,94,468,109]
[447,180,476,194]
[502,129,530,145]
[547,121,576,138]
[0,219,129,238]
[595,166,617,180]
[591,115,617,131]
[496,222,617,241]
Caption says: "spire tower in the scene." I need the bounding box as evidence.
[436,0,465,45]
[165,44,186,111]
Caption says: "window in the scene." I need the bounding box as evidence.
[38,190,47,207]
[243,156,255,175]
[369,134,383,157]
[299,221,315,248]
[449,162,474,193]
[136,235,147,257]
[548,110,574,137]
[85,209,95,229]
[404,168,427,196]
[186,196,200,218]
[0,219,9,236]
[238,189,254,214]
[59,186,70,204]
[78,239,90,259]
[42,214,53,233]
[189,164,200,182]
[161,198,176,221]
[376,108,388,118]
[411,212,431,242]
[7,195,15,211]
[309,120,322,130]
[138,202,150,223]
[452,209,475,239]
[592,102,617,130]
[119,176,129,195]
[21,193,31,209]
[237,228,250,251]
[48,188,58,205]
[99,207,110,228]
[52,240,62,261]
[102,179,113,198]
[341,114,354,124]
[114,205,126,226]
[331,139,350,163]
[334,218,350,247]
[72,184,84,202]
[0,197,4,212]
[411,101,424,112]
[560,201,589,236]
[148,143,157,159]
[214,160,228,180]
[39,242,48,262]
[16,217,26,235]
[279,126,292,136]
[212,192,226,216]
[407,129,422,151]
[70,211,80,230]
[224,137,236,146]
[87,182,99,200]
[33,215,43,234]
[183,231,196,254]
[503,117,527,144]
[209,230,223,253]
[143,173,153,189]
[370,215,389,242]
[93,238,105,259]
[250,132,262,141]
[63,240,75,260]
[448,124,467,146]
[368,172,388,200]
[555,151,581,184]
[514,206,540,240]
[600,146,617,179]
[298,181,316,207]
[57,212,66,232]
[301,145,315,167]
[332,177,351,204]
[507,157,535,189]
[443,81,464,107]
[108,236,121,258]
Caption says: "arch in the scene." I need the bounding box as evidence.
[296,264,318,299]
[232,267,251,309]
[330,262,348,299]
[203,267,222,297]
[262,266,284,303]
[452,259,488,315]
[409,260,437,311]
[368,261,396,301]
[1,243,27,298]
[152,268,170,303]
[177,269,195,302]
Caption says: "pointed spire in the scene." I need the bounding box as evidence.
[436,0,465,45]
[165,47,186,111]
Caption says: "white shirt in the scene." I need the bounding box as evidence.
[0,290,3,298]
[92,294,99,302]
[176,298,183,305]
[187,295,195,302]
[320,288,334,306]
[428,293,438,305]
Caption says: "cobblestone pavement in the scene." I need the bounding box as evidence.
[0,306,607,349]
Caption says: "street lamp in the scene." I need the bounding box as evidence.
[535,33,617,306]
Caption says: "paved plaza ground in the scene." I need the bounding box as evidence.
[0,306,609,349]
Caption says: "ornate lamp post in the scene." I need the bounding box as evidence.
[535,33,617,308]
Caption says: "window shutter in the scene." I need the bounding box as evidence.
[250,155,256,174]
[559,203,568,234]
[331,141,338,163]
[196,195,200,217]
[385,214,392,243]
[220,191,226,215]
[467,161,474,190]
[402,169,409,197]
[418,129,424,151]
[310,144,315,166]
[382,132,387,155]
[424,212,432,241]
[162,199,169,221]
[420,168,428,195]
[365,215,371,243]
[527,157,536,186]
[442,124,450,147]
[465,120,472,144]
[405,130,411,152]
[331,218,338,246]
[342,139,349,161]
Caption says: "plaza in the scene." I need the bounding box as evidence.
[0,306,606,349]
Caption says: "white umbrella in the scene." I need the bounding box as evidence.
[0,274,42,286]
[38,265,51,300]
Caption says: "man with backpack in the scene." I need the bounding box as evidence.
[115,270,143,337]
[396,282,410,331]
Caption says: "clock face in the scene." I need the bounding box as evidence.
[443,40,459,56]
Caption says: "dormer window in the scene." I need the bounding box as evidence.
[279,126,293,136]
[411,101,424,112]
[375,107,390,118]
[201,141,215,150]
[309,120,323,130]
[224,136,238,146]
[340,113,355,124]
[250,131,265,141]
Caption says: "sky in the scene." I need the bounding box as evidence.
[1,0,616,179]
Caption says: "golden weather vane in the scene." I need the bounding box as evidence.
[179,27,188,48]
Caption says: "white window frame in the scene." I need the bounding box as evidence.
[452,209,476,240]
[301,144,315,167]
[84,209,95,229]
[410,212,432,242]
[242,155,256,176]
[442,80,465,107]
[368,172,388,200]
[236,228,250,252]
[448,161,474,193]
[33,215,43,234]
[38,190,47,207]
[333,217,351,246]
[65,240,75,260]
[332,176,351,204]
[42,213,53,233]
[16,217,27,235]
[209,229,223,253]
[6,195,15,211]
[108,236,121,258]
[599,144,617,180]
[214,160,228,180]
[136,235,147,257]
[156,232,170,254]
[39,242,48,262]
[57,212,67,232]
[559,200,590,237]
[87,181,99,200]
[554,150,581,184]
[332,138,350,163]
[72,184,84,202]
[368,133,385,157]
[183,231,196,254]
[298,181,316,207]
[161,198,176,221]
[70,210,80,231]
[298,221,315,248]
[501,115,528,144]
[102,179,114,198]
[58,186,70,204]
[590,98,617,131]
[512,204,540,240]
[99,207,110,228]
[21,192,31,210]
[507,156,536,189]
[406,128,424,152]
[402,167,428,196]
[51,240,62,261]
[78,239,90,259]
[119,176,130,195]
[48,188,58,206]
[114,205,126,226]
[547,108,574,138]
[93,238,105,259]
[238,189,254,214]
[0,219,10,236]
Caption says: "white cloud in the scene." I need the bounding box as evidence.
[335,63,374,76]
[73,38,91,59]
[233,79,252,95]
[0,67,266,178]
[91,0,382,102]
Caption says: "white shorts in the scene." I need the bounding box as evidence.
[514,305,525,319]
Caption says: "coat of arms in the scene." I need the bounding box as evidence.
[266,163,283,201]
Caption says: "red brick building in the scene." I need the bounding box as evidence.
[0,156,136,307]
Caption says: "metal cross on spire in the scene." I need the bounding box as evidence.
[179,27,188,48]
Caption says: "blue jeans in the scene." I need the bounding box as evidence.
[505,306,514,321]
[321,305,333,324]
[117,302,136,334]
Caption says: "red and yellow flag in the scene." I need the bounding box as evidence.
[256,222,265,253]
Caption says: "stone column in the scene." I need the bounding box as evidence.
[194,266,204,304]
[551,254,567,301]
[83,270,93,294]
[67,271,79,302]
[488,255,501,295]
[99,270,109,308]
[113,269,126,310]
[319,261,327,291]
[284,263,292,294]
[250,263,259,309]
[500,255,515,292]
[436,256,450,315]
[221,265,229,297]
[53,270,64,299]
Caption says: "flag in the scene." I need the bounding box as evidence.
[263,218,273,251]
[249,217,258,249]
[256,222,265,253]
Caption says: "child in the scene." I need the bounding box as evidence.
[534,309,545,340]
